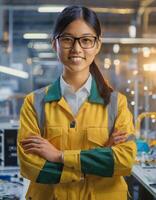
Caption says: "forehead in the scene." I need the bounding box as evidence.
[62,19,96,36]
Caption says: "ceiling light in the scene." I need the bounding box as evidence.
[23,33,49,39]
[0,65,29,79]
[143,63,156,71]
[104,63,111,69]
[142,47,151,58]
[131,91,135,95]
[38,52,56,58]
[128,25,136,38]
[113,44,120,53]
[38,6,66,13]
[144,86,148,91]
[31,42,52,50]
[114,59,120,65]
[104,58,111,69]
[101,38,156,44]
[131,101,135,106]
[104,58,111,65]
[90,8,134,14]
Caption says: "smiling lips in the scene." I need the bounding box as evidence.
[69,56,85,63]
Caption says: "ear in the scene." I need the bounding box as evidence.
[95,38,102,55]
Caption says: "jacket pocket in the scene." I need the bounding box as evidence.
[95,191,127,200]
[26,182,54,200]
[45,126,63,149]
[86,127,109,149]
[94,176,128,200]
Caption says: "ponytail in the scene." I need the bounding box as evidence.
[90,61,113,105]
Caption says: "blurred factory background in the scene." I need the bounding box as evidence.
[0,0,156,199]
[1,0,156,125]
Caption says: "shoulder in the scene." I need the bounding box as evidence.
[117,92,127,102]
[110,91,127,103]
[24,85,50,105]
[115,92,129,111]
[110,91,128,109]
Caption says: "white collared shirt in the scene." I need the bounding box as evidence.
[60,74,92,116]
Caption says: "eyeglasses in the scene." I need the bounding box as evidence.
[56,35,97,49]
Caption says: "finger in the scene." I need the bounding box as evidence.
[112,130,126,134]
[114,135,126,140]
[25,135,42,139]
[22,143,40,150]
[24,147,41,155]
[115,138,127,144]
[21,137,44,144]
[21,139,39,145]
[112,131,127,137]
[23,135,43,141]
[21,139,36,144]
[114,136,127,143]
[21,135,42,141]
[113,134,127,140]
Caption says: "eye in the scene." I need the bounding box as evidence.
[60,36,74,43]
[81,37,94,44]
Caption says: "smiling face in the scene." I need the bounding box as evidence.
[53,19,101,76]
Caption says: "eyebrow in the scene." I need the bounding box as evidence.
[61,33,96,37]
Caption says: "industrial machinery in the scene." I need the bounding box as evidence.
[0,122,18,168]
[135,112,156,169]
[0,122,26,200]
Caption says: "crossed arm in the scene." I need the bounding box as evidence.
[21,130,127,164]
[19,130,129,184]
[18,93,136,184]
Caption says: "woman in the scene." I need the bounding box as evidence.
[18,5,136,200]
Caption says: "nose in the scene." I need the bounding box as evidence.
[71,39,82,52]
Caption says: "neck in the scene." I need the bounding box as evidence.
[62,70,90,91]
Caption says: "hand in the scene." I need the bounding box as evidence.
[105,129,127,147]
[21,135,63,163]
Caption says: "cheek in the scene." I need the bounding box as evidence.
[57,49,68,62]
[85,51,97,61]
[55,43,67,61]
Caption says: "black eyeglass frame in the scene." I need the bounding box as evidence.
[55,35,98,49]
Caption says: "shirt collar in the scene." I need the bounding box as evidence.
[44,75,105,105]
[60,73,92,96]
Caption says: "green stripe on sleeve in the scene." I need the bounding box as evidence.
[36,161,63,184]
[80,147,114,177]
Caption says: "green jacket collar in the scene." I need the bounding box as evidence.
[44,77,105,105]
[44,78,61,102]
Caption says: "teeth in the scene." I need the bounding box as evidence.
[70,57,82,62]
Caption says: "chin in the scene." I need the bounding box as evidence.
[64,65,83,72]
[63,62,89,72]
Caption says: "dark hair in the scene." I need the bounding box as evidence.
[53,5,113,105]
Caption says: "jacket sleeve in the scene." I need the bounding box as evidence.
[62,93,137,178]
[17,93,82,184]
[111,93,137,176]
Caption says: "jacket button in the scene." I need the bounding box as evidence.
[70,121,76,128]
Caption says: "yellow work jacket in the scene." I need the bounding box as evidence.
[17,78,136,200]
